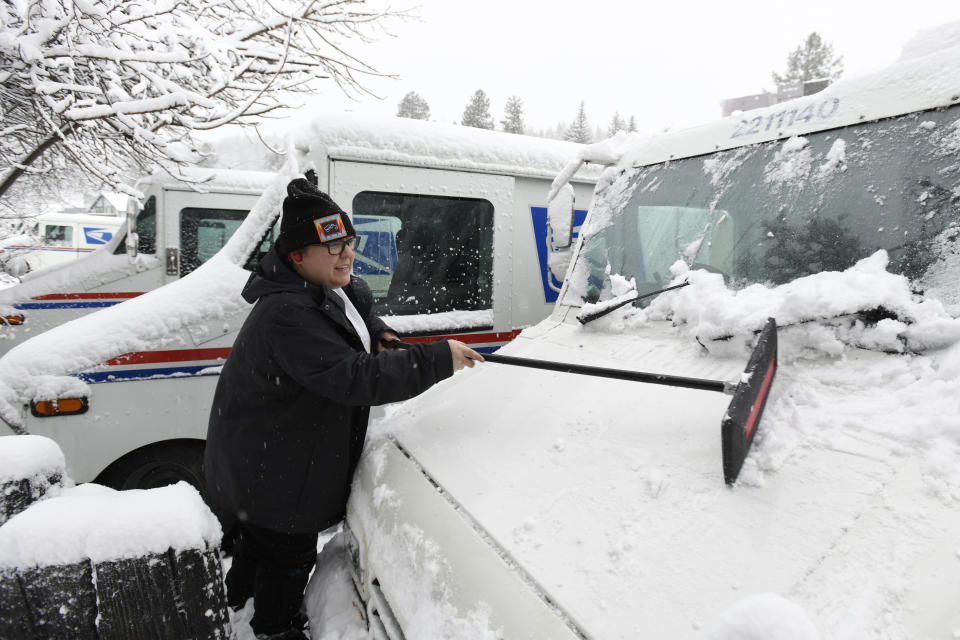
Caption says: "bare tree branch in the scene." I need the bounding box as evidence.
[0,0,402,206]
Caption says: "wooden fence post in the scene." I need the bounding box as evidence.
[0,435,66,526]
[0,560,98,639]
[94,546,230,640]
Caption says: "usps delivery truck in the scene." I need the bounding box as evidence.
[0,113,597,494]
[333,24,960,640]
[0,211,125,275]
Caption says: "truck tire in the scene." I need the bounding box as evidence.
[96,440,206,499]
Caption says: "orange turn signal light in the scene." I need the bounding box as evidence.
[2,315,24,325]
[30,397,89,418]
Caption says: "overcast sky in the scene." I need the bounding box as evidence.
[300,1,960,136]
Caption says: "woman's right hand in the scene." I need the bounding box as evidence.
[448,340,484,371]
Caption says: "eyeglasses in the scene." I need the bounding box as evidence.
[323,236,360,255]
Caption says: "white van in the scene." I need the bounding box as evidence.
[0,212,125,275]
[334,25,960,639]
[0,113,597,493]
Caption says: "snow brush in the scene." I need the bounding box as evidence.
[380,317,778,485]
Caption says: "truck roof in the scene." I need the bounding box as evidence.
[571,20,960,171]
[36,212,126,226]
[297,112,602,182]
[134,167,275,194]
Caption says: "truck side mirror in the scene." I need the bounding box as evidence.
[546,183,576,290]
[125,207,139,259]
[547,183,575,250]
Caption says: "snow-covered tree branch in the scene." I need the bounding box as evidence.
[0,0,400,202]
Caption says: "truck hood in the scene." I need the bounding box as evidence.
[353,299,960,637]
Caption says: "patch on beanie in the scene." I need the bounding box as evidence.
[314,214,348,242]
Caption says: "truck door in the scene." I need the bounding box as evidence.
[40,220,79,266]
[161,190,260,282]
[329,161,514,339]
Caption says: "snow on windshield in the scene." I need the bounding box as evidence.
[640,252,960,352]
[572,251,960,499]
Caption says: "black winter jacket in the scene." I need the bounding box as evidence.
[205,248,453,533]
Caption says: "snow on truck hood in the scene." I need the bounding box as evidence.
[0,168,295,428]
[359,255,960,638]
[0,167,273,312]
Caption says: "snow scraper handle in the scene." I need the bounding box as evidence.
[379,317,777,485]
[380,336,730,392]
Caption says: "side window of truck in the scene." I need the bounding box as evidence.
[243,217,280,274]
[351,191,494,316]
[43,225,72,247]
[113,196,156,256]
[179,208,247,276]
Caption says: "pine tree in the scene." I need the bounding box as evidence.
[397,91,431,120]
[627,115,638,132]
[608,112,626,137]
[500,96,525,134]
[462,90,494,129]
[564,102,591,143]
[772,32,844,87]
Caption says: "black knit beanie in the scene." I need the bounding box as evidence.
[276,174,356,254]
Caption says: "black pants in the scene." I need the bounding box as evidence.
[225,521,318,635]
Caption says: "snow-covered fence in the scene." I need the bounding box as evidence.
[0,436,229,639]
[0,435,65,525]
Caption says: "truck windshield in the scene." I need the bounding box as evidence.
[564,105,960,306]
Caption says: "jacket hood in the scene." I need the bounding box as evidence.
[242,246,317,304]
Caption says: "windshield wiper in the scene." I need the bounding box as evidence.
[576,280,690,325]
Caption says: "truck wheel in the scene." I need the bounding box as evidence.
[96,440,207,499]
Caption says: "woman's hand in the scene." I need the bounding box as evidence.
[449,339,484,371]
[377,330,401,352]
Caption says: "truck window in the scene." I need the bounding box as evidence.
[244,217,280,274]
[43,225,73,247]
[351,191,494,315]
[566,105,960,305]
[135,196,157,255]
[179,208,247,276]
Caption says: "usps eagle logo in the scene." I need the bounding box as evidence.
[314,214,347,242]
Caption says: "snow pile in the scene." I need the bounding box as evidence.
[705,593,820,640]
[303,532,367,640]
[0,482,222,569]
[0,434,66,485]
[640,251,960,355]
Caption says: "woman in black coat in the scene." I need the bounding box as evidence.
[205,177,482,640]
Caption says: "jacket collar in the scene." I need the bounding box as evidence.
[244,248,365,347]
